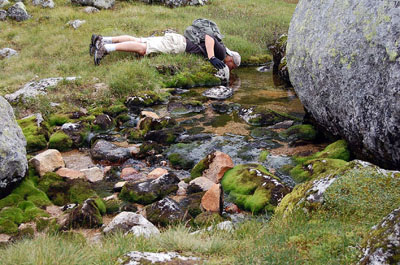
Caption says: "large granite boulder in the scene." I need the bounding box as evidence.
[0,96,28,198]
[287,0,400,169]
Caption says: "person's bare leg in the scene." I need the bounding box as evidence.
[114,41,147,56]
[111,35,142,43]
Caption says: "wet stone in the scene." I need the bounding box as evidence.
[90,140,131,164]
[167,101,205,115]
[202,86,233,100]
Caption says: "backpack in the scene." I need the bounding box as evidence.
[184,18,224,45]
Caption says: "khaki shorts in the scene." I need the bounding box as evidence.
[140,33,187,55]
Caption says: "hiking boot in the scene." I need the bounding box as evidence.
[89,34,102,57]
[94,43,108,66]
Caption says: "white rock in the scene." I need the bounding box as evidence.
[189,176,214,191]
[103,212,160,237]
[32,0,55,8]
[80,167,104,182]
[121,251,200,265]
[30,149,65,177]
[67,19,86,29]
[0,48,18,59]
[83,6,99,13]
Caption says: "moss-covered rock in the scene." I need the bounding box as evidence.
[168,153,194,170]
[104,198,122,214]
[189,152,216,182]
[104,104,128,117]
[359,207,400,265]
[164,69,221,89]
[276,160,400,222]
[48,114,70,126]
[119,173,180,205]
[281,124,317,142]
[48,131,73,151]
[289,140,351,183]
[193,212,224,227]
[17,115,49,153]
[146,198,188,227]
[221,164,292,214]
[125,92,163,114]
[63,198,103,229]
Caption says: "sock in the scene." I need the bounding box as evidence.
[104,44,117,53]
[103,37,113,44]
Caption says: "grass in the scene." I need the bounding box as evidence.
[0,0,296,116]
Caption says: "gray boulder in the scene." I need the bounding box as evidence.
[5,77,77,102]
[71,0,114,9]
[0,96,27,198]
[90,139,131,163]
[7,2,30,21]
[140,0,207,8]
[103,212,160,237]
[359,207,400,265]
[0,48,18,59]
[0,10,6,21]
[32,0,55,8]
[0,0,9,8]
[287,0,400,168]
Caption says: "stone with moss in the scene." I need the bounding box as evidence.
[276,160,400,222]
[221,164,292,214]
[17,115,49,153]
[146,198,188,227]
[49,114,70,126]
[168,153,194,170]
[280,124,317,142]
[239,107,295,127]
[164,69,220,89]
[359,206,400,265]
[125,92,162,114]
[104,198,122,214]
[246,54,273,65]
[48,131,73,152]
[186,152,216,183]
[193,212,224,227]
[119,173,179,205]
[104,104,128,117]
[63,198,103,229]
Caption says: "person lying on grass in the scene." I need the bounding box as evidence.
[89,29,241,78]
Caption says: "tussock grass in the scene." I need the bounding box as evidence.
[0,0,296,114]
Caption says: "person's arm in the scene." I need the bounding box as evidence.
[205,34,226,69]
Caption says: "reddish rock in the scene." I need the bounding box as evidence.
[147,168,168,179]
[201,184,222,213]
[189,177,214,192]
[30,149,65,177]
[121,167,138,178]
[203,151,234,183]
[56,167,85,179]
[81,167,104,182]
[225,203,240,214]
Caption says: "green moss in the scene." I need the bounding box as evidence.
[37,172,64,193]
[68,180,97,204]
[281,124,317,142]
[246,54,273,65]
[190,160,208,181]
[104,199,122,214]
[17,116,49,153]
[168,153,194,170]
[0,194,23,209]
[0,207,24,224]
[258,151,269,162]
[0,218,18,234]
[49,114,70,126]
[48,131,73,151]
[290,159,348,183]
[164,70,220,88]
[222,164,288,214]
[193,212,224,227]
[104,104,128,117]
[12,178,52,207]
[94,198,106,215]
[314,140,350,161]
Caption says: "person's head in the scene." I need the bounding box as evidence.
[225,48,241,70]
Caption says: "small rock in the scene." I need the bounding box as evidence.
[207,221,234,232]
[128,145,140,156]
[202,86,233,100]
[224,203,240,214]
[147,168,168,179]
[0,0,9,8]
[63,199,103,229]
[93,114,113,130]
[4,77,77,102]
[0,10,6,21]
[83,6,99,13]
[141,111,159,119]
[103,212,160,237]
[7,2,30,22]
[30,149,65,177]
[90,140,131,163]
[80,167,104,182]
[56,167,85,179]
[32,0,55,8]
[67,19,86,29]
[113,181,126,192]
[201,183,222,213]
[120,167,139,179]
[0,48,18,59]
[188,177,214,193]
[121,251,200,265]
[176,181,188,196]
[267,120,295,129]
[0,234,11,245]
[146,198,188,227]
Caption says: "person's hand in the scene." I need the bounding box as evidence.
[209,56,226,69]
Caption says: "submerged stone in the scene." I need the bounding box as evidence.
[202,86,233,100]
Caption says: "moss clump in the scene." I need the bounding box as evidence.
[168,153,194,170]
[187,152,216,183]
[164,70,221,88]
[94,198,106,215]
[246,54,273,65]
[258,151,269,162]
[10,178,52,207]
[104,104,128,117]
[281,124,317,142]
[222,164,291,214]
[48,131,73,151]
[49,114,70,126]
[0,218,18,234]
[0,207,24,224]
[104,199,122,214]
[193,212,224,227]
[17,115,49,153]
[68,180,97,204]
